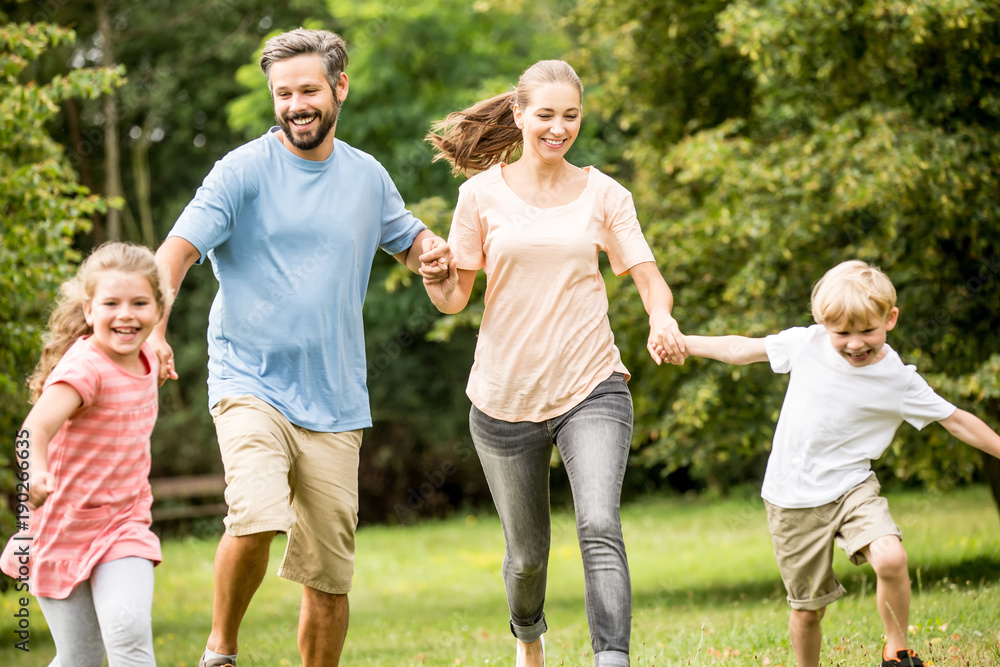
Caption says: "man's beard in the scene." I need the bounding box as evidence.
[278,105,338,151]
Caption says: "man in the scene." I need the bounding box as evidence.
[151,28,449,667]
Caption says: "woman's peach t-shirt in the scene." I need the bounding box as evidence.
[448,164,655,422]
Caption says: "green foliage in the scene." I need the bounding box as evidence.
[576,1,1000,490]
[0,20,121,548]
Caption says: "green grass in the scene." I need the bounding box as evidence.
[2,486,998,666]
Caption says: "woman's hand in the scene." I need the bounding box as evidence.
[648,310,687,365]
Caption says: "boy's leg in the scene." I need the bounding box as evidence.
[90,556,156,666]
[36,585,106,667]
[764,499,846,667]
[834,477,909,658]
[860,535,910,655]
[789,607,826,667]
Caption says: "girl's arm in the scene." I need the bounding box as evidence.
[939,409,1000,459]
[21,382,83,509]
[629,261,685,365]
[684,335,770,365]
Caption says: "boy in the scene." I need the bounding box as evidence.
[676,260,1000,667]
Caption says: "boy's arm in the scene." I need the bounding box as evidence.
[684,335,770,365]
[939,409,1000,459]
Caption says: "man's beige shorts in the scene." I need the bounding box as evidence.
[211,395,363,594]
[764,475,901,611]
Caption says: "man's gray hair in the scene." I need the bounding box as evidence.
[260,28,349,93]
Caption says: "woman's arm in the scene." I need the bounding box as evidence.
[21,382,84,509]
[629,261,685,365]
[422,264,477,314]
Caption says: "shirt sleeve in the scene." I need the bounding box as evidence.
[167,161,248,265]
[44,345,100,408]
[377,164,427,255]
[765,326,815,374]
[448,184,486,271]
[600,183,655,276]
[901,370,957,430]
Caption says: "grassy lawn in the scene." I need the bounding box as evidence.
[1,485,997,666]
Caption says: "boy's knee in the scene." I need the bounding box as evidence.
[791,607,825,627]
[868,537,909,579]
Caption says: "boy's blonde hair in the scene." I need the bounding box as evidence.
[810,260,897,326]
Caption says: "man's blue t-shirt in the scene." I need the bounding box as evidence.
[168,129,426,432]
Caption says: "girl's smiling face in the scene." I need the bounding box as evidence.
[84,270,160,370]
[824,307,899,367]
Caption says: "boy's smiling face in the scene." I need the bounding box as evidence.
[823,307,899,367]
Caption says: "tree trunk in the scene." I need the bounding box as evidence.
[97,0,123,241]
[983,451,1000,521]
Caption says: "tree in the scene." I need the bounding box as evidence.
[573,0,1000,497]
[0,19,122,558]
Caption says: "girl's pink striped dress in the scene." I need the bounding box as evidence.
[0,336,162,598]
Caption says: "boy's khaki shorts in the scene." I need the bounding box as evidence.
[211,395,363,594]
[764,475,901,611]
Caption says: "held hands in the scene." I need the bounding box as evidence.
[147,328,178,387]
[648,311,687,365]
[418,235,453,282]
[419,236,459,303]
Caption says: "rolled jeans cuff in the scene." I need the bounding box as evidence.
[510,613,546,643]
[595,649,630,666]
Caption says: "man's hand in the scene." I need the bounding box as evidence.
[418,236,453,284]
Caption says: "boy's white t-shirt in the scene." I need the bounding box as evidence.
[761,324,956,509]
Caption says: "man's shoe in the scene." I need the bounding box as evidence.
[198,654,237,667]
[881,647,935,667]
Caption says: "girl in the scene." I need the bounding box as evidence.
[423,60,685,667]
[1,242,171,667]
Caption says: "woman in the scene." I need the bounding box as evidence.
[422,60,684,667]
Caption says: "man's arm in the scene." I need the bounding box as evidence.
[150,236,201,384]
[394,229,448,276]
[684,335,770,365]
[939,409,1000,459]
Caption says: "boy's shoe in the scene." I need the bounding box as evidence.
[198,655,236,667]
[881,647,934,666]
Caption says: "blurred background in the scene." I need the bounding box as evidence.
[2,0,999,537]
